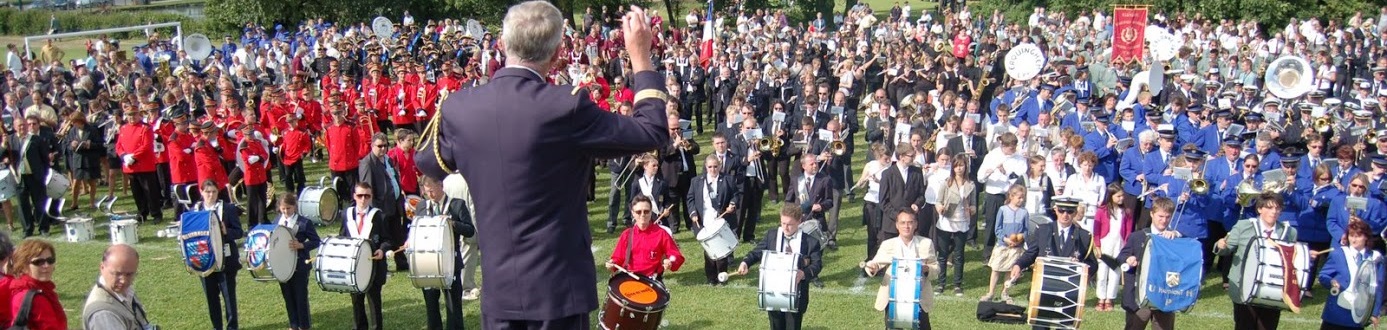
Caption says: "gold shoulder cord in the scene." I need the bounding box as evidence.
[421,92,453,173]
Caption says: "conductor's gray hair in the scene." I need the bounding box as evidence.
[502,1,564,65]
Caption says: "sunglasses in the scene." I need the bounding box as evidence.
[1056,209,1076,214]
[30,257,55,266]
[374,144,388,148]
[355,193,373,198]
[632,209,652,215]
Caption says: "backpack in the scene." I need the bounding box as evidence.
[9,289,39,330]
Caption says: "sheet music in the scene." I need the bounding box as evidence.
[1347,196,1368,211]
[1263,169,1286,183]
[1080,121,1095,132]
[818,129,834,142]
[1173,167,1192,181]
[1324,159,1340,170]
[1228,124,1245,138]
[1116,138,1134,151]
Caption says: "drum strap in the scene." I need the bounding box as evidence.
[624,228,634,269]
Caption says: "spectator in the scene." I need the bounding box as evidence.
[81,244,151,329]
[6,239,65,330]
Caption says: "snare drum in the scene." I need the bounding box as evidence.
[1027,256,1089,330]
[245,225,297,283]
[758,251,801,313]
[45,170,70,199]
[696,219,738,260]
[407,216,456,289]
[110,219,139,245]
[800,220,827,249]
[298,186,340,225]
[598,272,670,330]
[0,169,17,200]
[64,217,94,242]
[886,258,925,330]
[1236,237,1309,310]
[315,237,376,293]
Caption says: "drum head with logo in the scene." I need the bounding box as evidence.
[607,272,670,310]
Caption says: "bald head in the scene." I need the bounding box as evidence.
[100,244,139,295]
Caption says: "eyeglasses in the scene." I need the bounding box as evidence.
[706,165,720,168]
[374,144,388,148]
[632,209,652,215]
[355,193,372,198]
[1056,209,1075,214]
[29,257,55,266]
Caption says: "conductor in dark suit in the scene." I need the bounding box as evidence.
[413,3,670,328]
[735,204,825,330]
[1009,197,1095,280]
[688,154,740,285]
[945,117,987,178]
[6,114,58,237]
[359,132,407,271]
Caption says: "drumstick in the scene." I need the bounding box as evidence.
[716,271,744,282]
[1310,249,1333,258]
[653,205,675,223]
[608,262,640,279]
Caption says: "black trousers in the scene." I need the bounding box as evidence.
[422,258,466,330]
[739,179,763,241]
[16,174,52,236]
[703,253,731,284]
[157,163,172,205]
[1124,307,1175,330]
[128,171,163,222]
[670,175,694,230]
[281,162,306,196]
[606,174,627,229]
[481,313,587,330]
[936,230,966,289]
[351,260,388,330]
[1206,221,1234,283]
[277,264,312,329]
[331,169,358,199]
[979,192,1006,260]
[247,183,268,225]
[865,202,883,261]
[1124,192,1148,230]
[768,309,805,330]
[884,307,932,330]
[1305,241,1330,292]
[201,270,240,330]
[1232,303,1281,330]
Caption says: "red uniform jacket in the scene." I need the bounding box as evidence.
[364,78,391,112]
[295,100,323,132]
[279,127,311,166]
[194,137,230,188]
[152,119,173,164]
[260,102,289,133]
[166,131,198,184]
[437,74,464,92]
[608,225,686,277]
[613,87,634,105]
[387,147,420,195]
[238,137,271,185]
[389,82,415,125]
[115,122,157,173]
[319,75,339,95]
[326,123,360,171]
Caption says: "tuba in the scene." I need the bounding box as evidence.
[185,34,213,61]
[1264,56,1315,99]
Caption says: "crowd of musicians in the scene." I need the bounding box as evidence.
[1,1,1387,329]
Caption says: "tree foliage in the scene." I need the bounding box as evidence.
[205,0,513,33]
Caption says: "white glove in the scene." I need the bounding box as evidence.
[183,148,192,154]
[254,131,264,139]
[415,109,426,117]
[296,112,304,119]
[270,134,279,143]
[398,110,406,116]
[122,154,135,166]
[273,147,280,154]
[225,131,236,139]
[211,139,220,148]
[153,142,165,153]
[248,155,262,164]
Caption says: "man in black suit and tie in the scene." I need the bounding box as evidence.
[785,156,834,246]
[414,3,670,328]
[736,204,824,330]
[7,114,57,237]
[945,117,987,178]
[627,154,669,227]
[359,132,407,271]
[661,120,700,232]
[1010,197,1095,281]
[679,55,706,126]
[688,154,740,285]
[877,143,926,248]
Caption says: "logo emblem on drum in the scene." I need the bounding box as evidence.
[1165,271,1180,287]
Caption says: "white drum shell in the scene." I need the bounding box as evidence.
[246,226,297,283]
[298,186,339,225]
[110,220,139,245]
[45,171,70,199]
[315,237,375,293]
[1237,238,1310,309]
[64,219,94,242]
[696,219,738,260]
[407,216,457,289]
[887,258,924,329]
[0,169,18,200]
[758,251,801,313]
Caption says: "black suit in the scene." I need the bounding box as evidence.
[340,206,394,330]
[1117,229,1176,328]
[6,131,57,236]
[628,174,670,226]
[661,141,700,230]
[877,163,927,238]
[358,152,406,269]
[741,228,824,330]
[944,134,987,178]
[277,214,320,329]
[785,172,834,223]
[688,173,741,283]
[1015,222,1095,271]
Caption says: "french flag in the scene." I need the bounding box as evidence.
[698,0,715,68]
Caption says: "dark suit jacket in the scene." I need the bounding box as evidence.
[741,228,824,312]
[1015,222,1093,270]
[284,214,321,268]
[6,131,56,177]
[687,174,740,221]
[1118,228,1154,312]
[339,205,395,253]
[660,140,700,187]
[628,175,669,210]
[413,68,669,319]
[785,172,834,220]
[357,152,403,218]
[945,134,987,177]
[878,163,926,234]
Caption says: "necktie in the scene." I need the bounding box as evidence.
[356,209,367,235]
[707,178,716,200]
[1061,229,1068,242]
[781,235,792,253]
[1359,251,1367,268]
[1264,229,1273,238]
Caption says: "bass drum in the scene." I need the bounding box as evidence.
[299,186,340,225]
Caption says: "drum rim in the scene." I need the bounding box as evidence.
[606,273,671,309]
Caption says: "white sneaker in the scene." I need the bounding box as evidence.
[462,289,480,301]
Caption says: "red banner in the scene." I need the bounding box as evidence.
[1111,7,1148,65]
[1277,243,1303,313]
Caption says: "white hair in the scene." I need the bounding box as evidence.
[502,1,564,65]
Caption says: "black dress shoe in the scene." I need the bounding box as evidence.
[605,225,615,234]
[813,279,825,288]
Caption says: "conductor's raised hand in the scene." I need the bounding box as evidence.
[622,6,654,71]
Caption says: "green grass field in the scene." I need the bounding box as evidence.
[28,123,1332,330]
